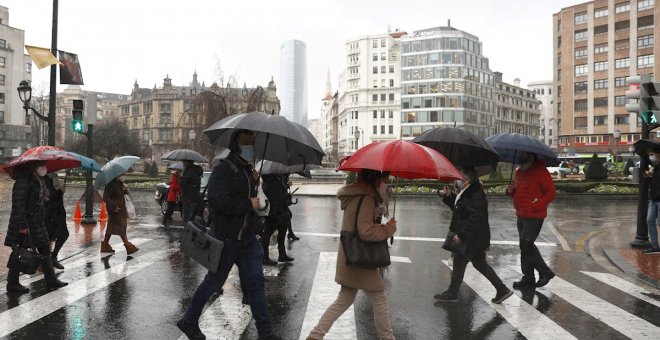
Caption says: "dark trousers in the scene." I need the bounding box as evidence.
[51,227,69,258]
[448,247,507,295]
[7,245,57,285]
[262,216,287,257]
[183,236,273,337]
[516,217,552,278]
[182,200,197,226]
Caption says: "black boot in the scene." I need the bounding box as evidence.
[287,225,299,240]
[6,268,29,294]
[51,254,64,270]
[277,244,293,262]
[42,255,68,289]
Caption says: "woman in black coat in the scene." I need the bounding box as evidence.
[434,166,512,304]
[45,173,68,269]
[4,161,68,294]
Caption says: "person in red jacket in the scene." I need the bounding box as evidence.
[163,169,182,227]
[506,151,557,288]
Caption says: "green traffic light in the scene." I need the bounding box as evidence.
[72,120,83,132]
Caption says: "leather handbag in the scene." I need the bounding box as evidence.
[442,231,467,255]
[340,195,391,268]
[7,233,48,275]
[180,219,224,273]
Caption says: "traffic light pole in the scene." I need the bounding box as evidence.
[632,123,651,247]
[81,124,96,225]
[47,0,58,146]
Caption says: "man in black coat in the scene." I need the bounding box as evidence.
[261,173,294,265]
[178,159,203,226]
[178,129,282,340]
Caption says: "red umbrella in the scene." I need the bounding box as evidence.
[3,146,81,179]
[337,140,463,181]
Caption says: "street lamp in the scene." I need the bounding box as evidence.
[613,129,621,179]
[354,127,364,150]
[17,80,50,145]
[189,129,196,149]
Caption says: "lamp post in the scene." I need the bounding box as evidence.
[613,129,621,179]
[354,127,364,151]
[189,129,196,150]
[17,80,50,145]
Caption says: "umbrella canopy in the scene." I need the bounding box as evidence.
[203,111,325,166]
[44,150,101,172]
[161,149,208,163]
[167,162,184,171]
[412,127,500,176]
[485,133,560,166]
[337,140,463,181]
[3,146,81,179]
[94,156,140,189]
[633,139,660,158]
[256,159,321,175]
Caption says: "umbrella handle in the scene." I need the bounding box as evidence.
[256,133,271,188]
[509,150,517,183]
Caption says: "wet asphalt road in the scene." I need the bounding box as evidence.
[0,185,659,339]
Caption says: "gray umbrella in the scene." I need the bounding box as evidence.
[161,149,208,163]
[203,111,325,166]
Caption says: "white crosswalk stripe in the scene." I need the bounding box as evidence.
[510,266,660,339]
[581,271,660,308]
[295,232,557,247]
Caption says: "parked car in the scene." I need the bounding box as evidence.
[154,171,211,224]
[546,166,568,176]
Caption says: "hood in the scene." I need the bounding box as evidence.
[337,183,375,210]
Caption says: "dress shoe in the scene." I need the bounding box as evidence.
[263,257,278,266]
[177,319,206,340]
[512,276,535,289]
[278,254,294,262]
[287,233,300,241]
[51,256,64,270]
[535,272,555,288]
[46,279,68,290]
[6,283,29,294]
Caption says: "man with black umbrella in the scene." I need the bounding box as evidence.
[179,159,203,226]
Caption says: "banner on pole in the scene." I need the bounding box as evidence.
[25,45,60,69]
[58,50,84,85]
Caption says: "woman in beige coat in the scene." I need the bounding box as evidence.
[100,174,139,254]
[307,169,397,340]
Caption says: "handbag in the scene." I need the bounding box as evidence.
[442,231,467,255]
[7,233,48,275]
[180,219,224,273]
[124,194,136,220]
[340,195,391,268]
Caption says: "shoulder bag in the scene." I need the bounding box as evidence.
[442,231,467,256]
[180,186,224,273]
[7,232,48,275]
[340,195,391,268]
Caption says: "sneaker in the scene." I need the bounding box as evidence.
[177,319,206,340]
[641,247,660,254]
[434,291,458,303]
[492,288,513,304]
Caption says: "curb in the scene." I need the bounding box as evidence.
[603,248,660,289]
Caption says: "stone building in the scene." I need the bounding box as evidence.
[493,73,541,137]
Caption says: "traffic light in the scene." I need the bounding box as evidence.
[641,81,660,129]
[72,99,84,133]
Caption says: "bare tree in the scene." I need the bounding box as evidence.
[66,120,147,161]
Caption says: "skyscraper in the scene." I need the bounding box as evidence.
[280,40,308,126]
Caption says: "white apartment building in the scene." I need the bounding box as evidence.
[336,30,406,157]
[528,80,555,148]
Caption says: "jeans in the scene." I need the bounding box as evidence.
[646,200,660,248]
[448,248,507,295]
[517,217,552,278]
[183,236,273,337]
[182,200,197,226]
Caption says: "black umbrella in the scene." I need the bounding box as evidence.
[161,149,208,163]
[412,127,500,175]
[203,111,325,166]
[633,138,660,158]
[485,133,560,166]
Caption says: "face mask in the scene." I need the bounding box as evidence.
[118,175,125,182]
[36,166,47,177]
[651,155,658,163]
[455,180,463,190]
[239,145,255,163]
[378,182,388,199]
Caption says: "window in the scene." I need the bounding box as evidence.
[0,75,4,86]
[381,125,385,134]
[389,79,394,87]
[372,94,378,102]
[638,54,655,68]
[0,111,3,124]
[594,79,608,89]
[615,115,630,124]
[594,43,608,54]
[575,64,588,76]
[389,65,394,73]
[615,95,627,106]
[615,57,630,68]
[373,66,378,74]
[594,61,608,71]
[575,12,587,24]
[159,102,171,113]
[381,65,386,73]
[615,39,630,50]
[26,62,31,73]
[380,110,385,118]
[615,76,627,87]
[373,110,377,118]
[638,0,655,11]
[0,39,5,48]
[158,129,173,141]
[575,99,588,111]
[615,20,630,31]
[575,117,588,129]
[638,15,654,30]
[373,125,377,134]
[594,97,608,107]
[638,34,654,48]
[380,93,386,101]
[594,7,608,18]
[380,52,386,61]
[615,2,630,13]
[575,29,588,41]
[373,53,378,61]
[574,81,588,93]
[388,125,393,134]
[389,110,393,118]
[594,24,608,35]
[0,93,4,104]
[0,57,5,67]
[575,47,588,59]
[373,40,378,48]
[381,39,386,47]
[594,116,608,125]
[388,93,394,101]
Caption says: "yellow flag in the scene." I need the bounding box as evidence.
[25,45,60,69]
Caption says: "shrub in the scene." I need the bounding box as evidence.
[149,161,159,177]
[584,153,608,181]
[143,162,150,175]
[623,159,634,176]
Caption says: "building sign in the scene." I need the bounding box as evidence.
[410,31,437,38]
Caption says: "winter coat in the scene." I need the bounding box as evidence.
[179,163,203,203]
[648,163,660,201]
[208,153,258,241]
[508,159,556,219]
[167,173,182,202]
[442,183,491,251]
[103,179,128,236]
[335,183,395,291]
[44,174,67,240]
[4,171,49,247]
[262,174,292,225]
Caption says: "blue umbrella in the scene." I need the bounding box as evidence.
[45,150,101,172]
[94,156,140,189]
[485,133,560,166]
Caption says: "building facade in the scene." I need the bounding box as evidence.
[553,0,659,156]
[400,25,496,140]
[528,80,556,148]
[0,5,33,161]
[319,70,339,163]
[336,30,405,157]
[493,73,541,137]
[280,40,308,126]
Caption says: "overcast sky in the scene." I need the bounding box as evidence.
[3,0,579,120]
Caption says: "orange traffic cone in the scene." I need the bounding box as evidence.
[73,200,82,220]
[99,201,108,221]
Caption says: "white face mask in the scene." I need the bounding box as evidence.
[650,155,658,164]
[36,166,48,177]
[117,175,125,182]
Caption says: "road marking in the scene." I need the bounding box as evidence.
[442,261,577,340]
[581,271,660,308]
[510,266,660,339]
[299,252,356,340]
[546,222,571,251]
[390,256,412,263]
[0,248,171,337]
[575,229,608,252]
[295,232,557,247]
[0,238,152,294]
